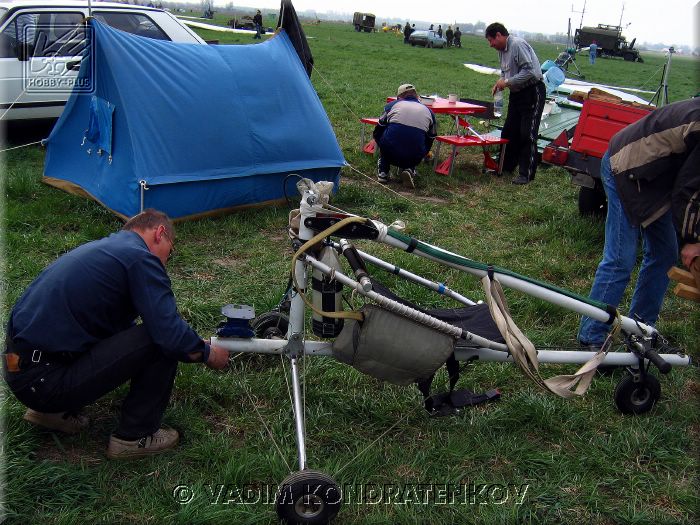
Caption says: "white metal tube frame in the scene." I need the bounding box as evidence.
[211,184,692,474]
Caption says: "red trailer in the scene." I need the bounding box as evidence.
[543,98,652,215]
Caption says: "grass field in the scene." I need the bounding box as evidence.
[1,19,699,525]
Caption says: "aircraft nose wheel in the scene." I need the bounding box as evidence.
[252,311,290,339]
[276,470,342,524]
[614,373,661,415]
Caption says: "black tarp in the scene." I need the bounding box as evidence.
[277,0,313,77]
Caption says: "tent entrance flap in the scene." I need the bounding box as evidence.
[83,96,114,158]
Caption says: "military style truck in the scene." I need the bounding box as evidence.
[575,24,643,62]
[352,12,375,32]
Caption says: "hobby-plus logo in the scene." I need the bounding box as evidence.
[22,23,94,94]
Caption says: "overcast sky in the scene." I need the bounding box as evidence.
[211,0,698,47]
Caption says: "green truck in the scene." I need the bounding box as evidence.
[574,24,643,62]
[353,12,375,32]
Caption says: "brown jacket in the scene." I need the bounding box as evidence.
[609,98,700,241]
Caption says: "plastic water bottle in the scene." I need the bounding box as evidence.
[493,90,503,118]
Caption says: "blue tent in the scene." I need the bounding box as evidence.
[44,19,345,220]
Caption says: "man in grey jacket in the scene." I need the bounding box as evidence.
[485,22,546,185]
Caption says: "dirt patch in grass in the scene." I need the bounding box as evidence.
[680,378,699,399]
[193,271,217,281]
[394,464,421,478]
[33,434,105,465]
[213,257,242,268]
[203,412,247,442]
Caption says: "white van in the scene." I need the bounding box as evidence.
[0,0,206,121]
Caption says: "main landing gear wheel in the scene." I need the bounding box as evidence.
[251,311,289,339]
[275,470,342,524]
[578,185,607,217]
[614,373,661,415]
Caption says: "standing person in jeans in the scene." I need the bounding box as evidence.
[253,9,263,39]
[589,41,598,64]
[578,98,700,349]
[485,22,546,185]
[374,83,437,189]
[2,209,229,459]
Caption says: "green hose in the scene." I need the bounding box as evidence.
[386,229,609,311]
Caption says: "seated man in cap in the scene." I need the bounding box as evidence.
[373,83,437,188]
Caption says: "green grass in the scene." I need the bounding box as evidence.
[1,20,699,525]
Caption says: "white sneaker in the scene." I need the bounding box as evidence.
[23,408,89,434]
[400,169,416,188]
[377,172,390,184]
[106,427,179,459]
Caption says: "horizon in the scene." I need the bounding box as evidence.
[196,0,697,48]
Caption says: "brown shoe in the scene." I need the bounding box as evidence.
[23,408,89,434]
[106,427,179,460]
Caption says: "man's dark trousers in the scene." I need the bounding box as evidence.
[501,81,546,180]
[3,324,177,439]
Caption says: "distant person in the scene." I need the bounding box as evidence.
[403,21,411,44]
[374,83,437,189]
[253,9,263,39]
[437,24,443,38]
[454,26,462,48]
[578,98,700,349]
[429,24,434,31]
[589,40,598,64]
[445,26,454,47]
[485,22,545,185]
[2,209,229,459]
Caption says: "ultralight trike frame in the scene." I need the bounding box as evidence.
[211,180,691,524]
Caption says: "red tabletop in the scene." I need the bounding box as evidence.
[386,96,485,115]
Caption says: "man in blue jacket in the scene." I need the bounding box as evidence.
[374,83,437,188]
[2,209,229,459]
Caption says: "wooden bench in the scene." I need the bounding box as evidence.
[433,134,509,177]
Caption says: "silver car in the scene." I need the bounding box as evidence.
[0,0,206,121]
[408,30,447,48]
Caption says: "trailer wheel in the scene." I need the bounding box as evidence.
[623,52,635,61]
[578,185,607,218]
[614,373,661,415]
[276,470,342,524]
[251,311,289,339]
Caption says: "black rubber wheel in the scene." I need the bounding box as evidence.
[276,470,342,524]
[623,52,635,62]
[578,185,607,218]
[251,311,289,339]
[614,373,661,415]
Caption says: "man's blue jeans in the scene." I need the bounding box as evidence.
[578,151,678,345]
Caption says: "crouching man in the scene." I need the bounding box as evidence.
[2,209,229,459]
[374,83,437,188]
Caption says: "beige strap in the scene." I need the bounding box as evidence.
[290,215,368,321]
[481,274,617,398]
